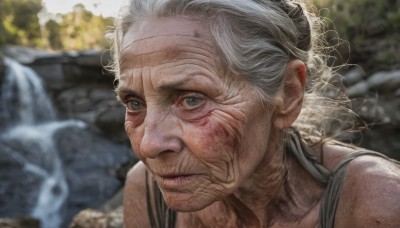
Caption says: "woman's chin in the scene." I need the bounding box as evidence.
[162,191,216,212]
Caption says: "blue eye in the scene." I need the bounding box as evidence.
[127,99,146,111]
[182,97,203,109]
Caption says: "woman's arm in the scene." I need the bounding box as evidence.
[335,155,400,227]
[124,161,152,228]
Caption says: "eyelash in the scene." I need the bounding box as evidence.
[177,93,205,110]
[123,95,146,112]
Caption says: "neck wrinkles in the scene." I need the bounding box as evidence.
[225,130,324,227]
[226,130,287,226]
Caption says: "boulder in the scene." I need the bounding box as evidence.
[342,67,366,87]
[95,103,127,142]
[346,80,369,98]
[53,125,135,226]
[69,208,123,228]
[0,45,52,64]
[367,70,400,92]
[0,217,40,228]
[361,126,400,161]
[0,140,43,218]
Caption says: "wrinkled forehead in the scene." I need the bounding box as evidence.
[122,17,212,44]
[119,17,217,69]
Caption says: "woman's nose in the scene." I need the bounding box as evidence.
[139,109,183,159]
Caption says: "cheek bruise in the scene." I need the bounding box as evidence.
[191,110,246,187]
[195,109,245,148]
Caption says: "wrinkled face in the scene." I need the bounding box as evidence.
[117,17,275,211]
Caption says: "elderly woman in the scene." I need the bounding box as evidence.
[110,0,400,227]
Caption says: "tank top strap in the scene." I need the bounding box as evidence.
[145,170,177,228]
[318,151,392,228]
[285,128,331,185]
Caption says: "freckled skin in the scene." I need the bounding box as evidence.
[119,17,400,228]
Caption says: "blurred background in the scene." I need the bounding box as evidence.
[0,0,399,227]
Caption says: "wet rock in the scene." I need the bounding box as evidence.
[367,70,400,91]
[395,88,400,97]
[69,208,123,228]
[361,126,400,161]
[342,67,366,87]
[95,103,126,141]
[0,217,40,228]
[353,98,390,124]
[53,125,133,226]
[98,189,124,213]
[56,86,126,142]
[76,50,111,67]
[57,88,89,113]
[0,140,42,218]
[89,88,115,102]
[0,45,51,64]
[346,80,369,97]
[27,50,114,92]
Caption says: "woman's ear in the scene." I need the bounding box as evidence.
[273,60,306,129]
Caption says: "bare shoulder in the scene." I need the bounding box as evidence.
[328,143,400,227]
[124,161,151,228]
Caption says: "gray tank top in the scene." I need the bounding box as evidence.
[145,128,399,228]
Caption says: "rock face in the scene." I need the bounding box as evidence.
[0,123,133,227]
[0,49,136,227]
[0,217,40,228]
[342,67,400,160]
[26,48,129,143]
[54,125,133,227]
[69,208,123,228]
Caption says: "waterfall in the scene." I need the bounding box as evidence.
[0,58,85,228]
[0,58,56,129]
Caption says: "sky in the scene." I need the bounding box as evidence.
[42,0,126,17]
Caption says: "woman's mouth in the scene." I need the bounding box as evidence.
[156,174,195,189]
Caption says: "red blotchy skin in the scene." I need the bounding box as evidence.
[197,114,236,151]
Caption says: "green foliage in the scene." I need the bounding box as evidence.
[313,0,400,39]
[0,1,114,50]
[312,0,400,69]
[0,0,43,47]
[45,19,63,49]
[53,4,114,50]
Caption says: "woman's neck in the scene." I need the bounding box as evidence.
[226,131,325,227]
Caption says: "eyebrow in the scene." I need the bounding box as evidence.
[157,78,187,91]
[115,77,189,95]
[115,86,134,94]
[115,86,140,101]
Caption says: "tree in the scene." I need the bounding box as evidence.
[56,4,114,50]
[45,19,63,50]
[0,0,44,47]
[0,1,114,51]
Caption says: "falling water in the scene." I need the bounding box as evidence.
[0,58,85,228]
[0,58,56,129]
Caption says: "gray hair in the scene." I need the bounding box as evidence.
[110,0,355,144]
